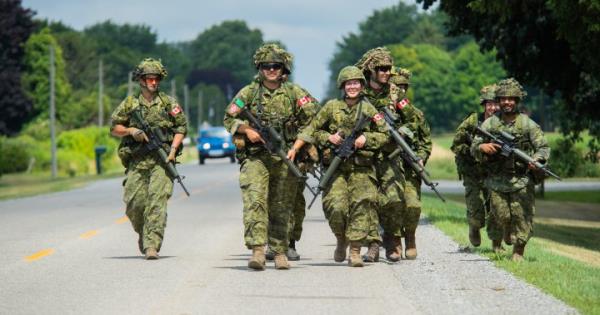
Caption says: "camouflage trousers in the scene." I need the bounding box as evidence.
[462,174,489,229]
[401,173,422,232]
[375,159,405,238]
[322,164,381,242]
[239,152,297,254]
[288,177,307,242]
[124,164,173,252]
[488,184,535,246]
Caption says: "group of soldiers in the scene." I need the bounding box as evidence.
[109,43,550,268]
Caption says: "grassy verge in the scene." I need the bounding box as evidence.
[421,195,600,315]
[0,146,197,201]
[540,190,600,204]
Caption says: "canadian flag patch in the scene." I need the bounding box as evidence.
[372,113,384,122]
[297,95,311,107]
[396,98,410,110]
[170,105,182,116]
[227,98,245,115]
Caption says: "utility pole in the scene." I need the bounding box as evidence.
[49,46,57,178]
[197,90,203,130]
[170,79,176,99]
[539,88,546,198]
[183,84,190,129]
[127,71,133,96]
[98,59,104,127]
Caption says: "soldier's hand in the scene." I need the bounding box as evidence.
[528,162,539,170]
[354,135,366,149]
[166,147,177,163]
[286,148,298,161]
[245,128,264,144]
[127,127,148,142]
[479,143,500,155]
[328,132,343,145]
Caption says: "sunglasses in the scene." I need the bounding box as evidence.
[143,76,161,83]
[375,66,392,72]
[260,63,283,71]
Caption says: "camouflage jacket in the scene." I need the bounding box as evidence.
[110,92,188,170]
[451,112,486,176]
[304,98,388,164]
[404,106,432,180]
[223,80,319,158]
[471,113,550,192]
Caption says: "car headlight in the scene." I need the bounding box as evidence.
[202,143,211,150]
[222,143,230,149]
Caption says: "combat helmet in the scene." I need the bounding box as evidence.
[495,78,527,101]
[133,58,167,80]
[389,67,411,86]
[355,47,394,77]
[479,84,497,104]
[337,66,366,89]
[253,43,293,74]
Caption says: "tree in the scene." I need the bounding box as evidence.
[0,0,36,135]
[418,0,600,141]
[22,28,72,121]
[189,20,264,85]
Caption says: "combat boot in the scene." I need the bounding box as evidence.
[334,234,348,262]
[362,241,380,262]
[405,229,417,260]
[274,253,290,270]
[248,245,266,270]
[492,239,504,254]
[348,242,364,267]
[512,244,525,262]
[287,240,300,261]
[144,248,159,260]
[469,225,481,247]
[503,229,513,245]
[385,236,402,262]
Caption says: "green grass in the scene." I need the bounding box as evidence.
[421,195,600,315]
[426,158,458,180]
[541,190,600,204]
[432,133,454,150]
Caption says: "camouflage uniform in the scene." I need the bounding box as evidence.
[471,78,550,253]
[223,45,318,257]
[307,98,388,242]
[111,59,187,254]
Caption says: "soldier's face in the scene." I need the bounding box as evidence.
[141,75,161,92]
[260,63,283,82]
[484,100,498,116]
[344,80,363,99]
[374,66,391,84]
[498,97,518,113]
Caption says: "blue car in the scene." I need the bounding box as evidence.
[196,126,236,164]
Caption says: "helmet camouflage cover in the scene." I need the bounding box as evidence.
[355,47,394,76]
[253,43,293,74]
[480,84,497,104]
[337,65,366,89]
[495,78,527,100]
[133,58,167,80]
[389,67,411,85]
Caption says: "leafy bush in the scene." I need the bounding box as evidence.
[549,138,600,178]
[0,136,30,175]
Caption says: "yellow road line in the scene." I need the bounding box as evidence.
[115,216,129,224]
[24,248,55,262]
[79,230,99,239]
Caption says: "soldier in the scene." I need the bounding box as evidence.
[355,48,419,262]
[110,58,187,260]
[451,85,501,249]
[223,44,318,270]
[303,66,388,267]
[471,78,550,261]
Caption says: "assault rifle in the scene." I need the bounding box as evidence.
[474,126,561,181]
[131,110,190,196]
[381,107,445,202]
[308,113,372,209]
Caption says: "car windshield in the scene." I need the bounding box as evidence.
[201,129,230,138]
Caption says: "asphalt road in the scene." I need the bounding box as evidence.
[0,159,577,314]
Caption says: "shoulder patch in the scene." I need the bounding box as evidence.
[297,95,311,107]
[227,98,245,115]
[170,104,182,116]
[372,113,384,122]
[396,98,410,110]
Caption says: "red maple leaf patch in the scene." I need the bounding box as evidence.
[396,98,410,110]
[170,105,182,116]
[297,95,311,107]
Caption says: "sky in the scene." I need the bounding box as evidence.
[22,0,414,100]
